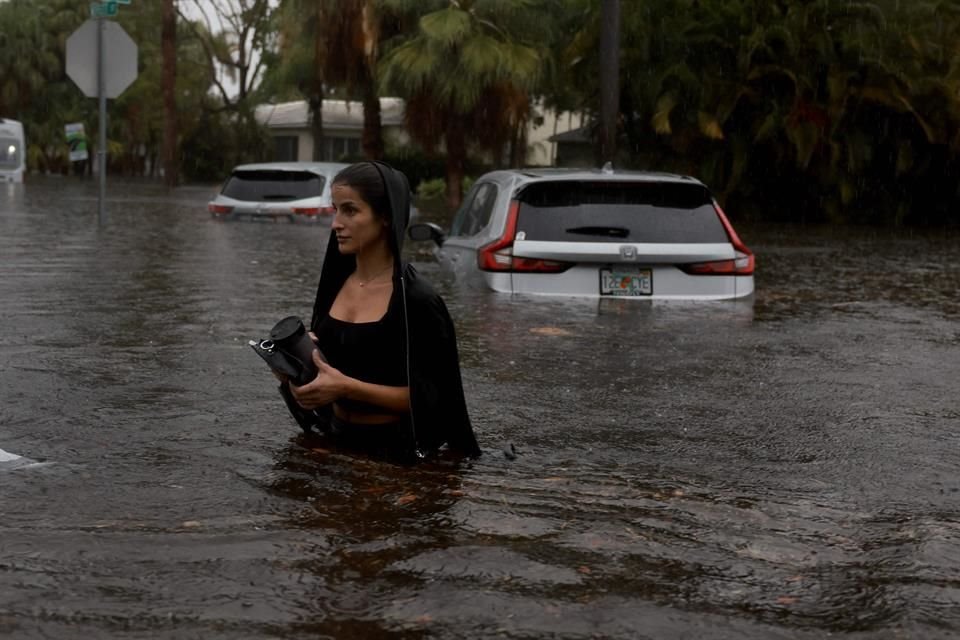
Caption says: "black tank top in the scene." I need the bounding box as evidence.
[314,290,407,414]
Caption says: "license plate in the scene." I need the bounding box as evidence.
[600,266,652,296]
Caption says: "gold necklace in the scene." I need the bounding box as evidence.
[355,264,392,287]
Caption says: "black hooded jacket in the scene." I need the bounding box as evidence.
[282,161,481,460]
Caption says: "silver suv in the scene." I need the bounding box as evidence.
[207,162,349,223]
[409,166,755,300]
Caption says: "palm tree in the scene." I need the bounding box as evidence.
[323,0,384,160]
[270,0,384,161]
[0,0,60,117]
[379,0,551,210]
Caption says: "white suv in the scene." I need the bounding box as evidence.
[409,166,754,300]
[207,162,349,223]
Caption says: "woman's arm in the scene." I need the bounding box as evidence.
[289,351,410,413]
[338,376,410,414]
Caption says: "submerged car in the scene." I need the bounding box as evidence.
[208,161,349,222]
[408,166,754,300]
[0,118,26,184]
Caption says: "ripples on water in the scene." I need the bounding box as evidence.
[0,179,958,639]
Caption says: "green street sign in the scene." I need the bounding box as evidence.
[115,0,131,4]
[90,1,118,17]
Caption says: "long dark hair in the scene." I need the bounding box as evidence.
[332,162,391,225]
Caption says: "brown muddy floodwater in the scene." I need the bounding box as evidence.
[1,177,959,639]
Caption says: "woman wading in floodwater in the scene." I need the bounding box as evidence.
[277,161,481,464]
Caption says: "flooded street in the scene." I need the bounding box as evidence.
[1,178,959,639]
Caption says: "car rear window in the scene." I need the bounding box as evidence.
[516,180,728,243]
[221,170,324,202]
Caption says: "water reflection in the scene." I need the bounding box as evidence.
[269,436,467,532]
[264,437,471,637]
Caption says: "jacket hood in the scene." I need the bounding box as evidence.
[376,161,412,258]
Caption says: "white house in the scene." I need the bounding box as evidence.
[526,106,587,167]
[255,98,408,162]
[256,97,586,167]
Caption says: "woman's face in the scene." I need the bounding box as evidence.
[331,183,389,255]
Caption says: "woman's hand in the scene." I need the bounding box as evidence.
[289,351,350,410]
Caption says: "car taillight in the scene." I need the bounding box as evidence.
[292,207,319,216]
[681,201,754,276]
[680,252,753,275]
[477,201,571,273]
[208,203,233,214]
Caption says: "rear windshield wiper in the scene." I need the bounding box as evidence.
[565,226,629,238]
[260,194,297,201]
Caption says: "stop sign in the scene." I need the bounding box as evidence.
[66,20,138,99]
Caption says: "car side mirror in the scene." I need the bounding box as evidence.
[408,222,446,247]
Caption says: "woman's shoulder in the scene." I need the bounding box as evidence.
[401,263,438,300]
[400,263,451,317]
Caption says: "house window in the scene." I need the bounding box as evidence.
[320,136,361,161]
[273,136,299,161]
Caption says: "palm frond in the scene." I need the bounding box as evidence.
[698,111,725,140]
[379,37,439,94]
[652,94,677,135]
[460,33,504,78]
[501,42,541,84]
[419,7,471,46]
[754,109,783,143]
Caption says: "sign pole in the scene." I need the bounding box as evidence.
[97,16,107,225]
[66,16,137,222]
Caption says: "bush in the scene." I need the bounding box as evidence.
[416,176,475,201]
[382,145,446,191]
[382,143,488,193]
[180,111,270,183]
[415,177,445,201]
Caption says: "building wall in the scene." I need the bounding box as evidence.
[525,107,586,167]
[269,127,410,162]
[258,98,583,167]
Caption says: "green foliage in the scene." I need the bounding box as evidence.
[415,177,448,201]
[380,1,549,113]
[379,0,562,207]
[419,7,471,44]
[0,0,273,179]
[0,0,62,116]
[552,0,960,225]
[180,109,270,182]
[382,144,445,191]
[4,0,960,224]
[416,175,474,200]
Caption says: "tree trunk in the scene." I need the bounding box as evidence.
[598,0,620,166]
[361,79,384,160]
[161,0,177,187]
[309,95,324,161]
[509,119,528,168]
[444,119,466,212]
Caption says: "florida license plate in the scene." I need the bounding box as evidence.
[600,266,652,296]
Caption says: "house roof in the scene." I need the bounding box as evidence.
[548,125,592,144]
[255,98,405,131]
